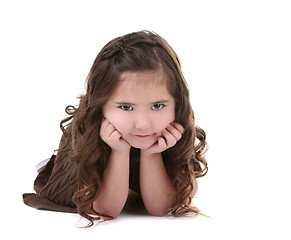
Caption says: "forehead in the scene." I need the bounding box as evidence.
[112,70,169,96]
[120,70,166,86]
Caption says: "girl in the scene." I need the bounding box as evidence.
[23,30,208,226]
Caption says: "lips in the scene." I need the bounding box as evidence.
[135,135,152,138]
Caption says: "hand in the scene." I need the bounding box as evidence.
[100,119,131,154]
[141,122,184,156]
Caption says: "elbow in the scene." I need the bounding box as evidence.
[110,211,120,219]
[145,205,170,217]
[144,193,175,217]
[92,202,122,220]
[96,208,121,220]
[148,209,167,217]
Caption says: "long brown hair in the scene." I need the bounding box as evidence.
[58,30,208,226]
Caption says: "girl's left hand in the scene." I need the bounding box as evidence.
[141,122,184,156]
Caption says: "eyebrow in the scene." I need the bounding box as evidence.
[114,100,170,105]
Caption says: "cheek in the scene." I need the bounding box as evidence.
[155,111,175,135]
[104,112,130,134]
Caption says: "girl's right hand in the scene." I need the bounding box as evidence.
[100,118,131,153]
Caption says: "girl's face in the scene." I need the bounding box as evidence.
[102,71,175,149]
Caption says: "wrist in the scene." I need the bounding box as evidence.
[140,149,161,159]
[111,148,131,159]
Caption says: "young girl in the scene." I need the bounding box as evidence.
[23,30,208,226]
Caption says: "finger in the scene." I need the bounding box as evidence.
[162,129,177,148]
[170,122,185,135]
[166,124,183,140]
[157,136,167,149]
[105,124,116,138]
[100,119,116,139]
[110,129,122,141]
[100,119,110,138]
[100,118,109,128]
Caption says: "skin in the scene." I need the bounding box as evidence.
[93,70,186,218]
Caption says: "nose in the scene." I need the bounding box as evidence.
[134,113,151,131]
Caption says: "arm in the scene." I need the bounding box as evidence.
[92,151,129,219]
[93,119,131,219]
[139,151,175,216]
[139,122,184,216]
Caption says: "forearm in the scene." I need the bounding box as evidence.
[93,151,130,218]
[139,151,175,216]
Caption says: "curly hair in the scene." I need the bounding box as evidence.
[58,30,208,226]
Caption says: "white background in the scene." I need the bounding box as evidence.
[1,0,290,239]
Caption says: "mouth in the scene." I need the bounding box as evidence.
[134,134,153,138]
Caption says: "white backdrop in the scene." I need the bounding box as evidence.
[1,0,290,239]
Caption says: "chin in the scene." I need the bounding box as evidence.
[130,141,155,150]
